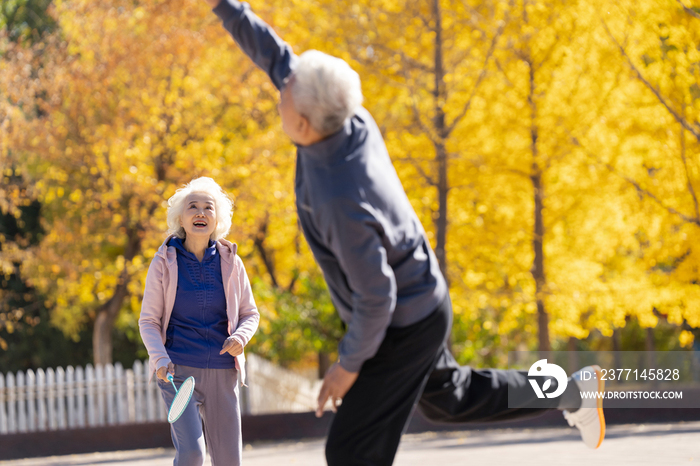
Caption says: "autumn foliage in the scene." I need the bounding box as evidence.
[1,0,699,368]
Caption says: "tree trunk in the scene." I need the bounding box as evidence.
[254,213,280,289]
[528,56,550,353]
[436,143,448,280]
[532,169,550,353]
[93,313,112,365]
[318,351,331,379]
[93,277,130,365]
[431,0,452,353]
[612,328,623,383]
[645,327,657,387]
[612,328,622,352]
[567,337,578,374]
[645,327,656,366]
[432,0,449,281]
[92,224,143,365]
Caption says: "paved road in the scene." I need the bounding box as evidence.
[2,422,699,465]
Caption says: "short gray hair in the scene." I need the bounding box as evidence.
[166,177,234,241]
[291,50,363,136]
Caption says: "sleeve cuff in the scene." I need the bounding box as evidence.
[155,357,171,370]
[338,356,363,373]
[229,334,245,347]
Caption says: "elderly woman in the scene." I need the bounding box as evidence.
[139,177,259,466]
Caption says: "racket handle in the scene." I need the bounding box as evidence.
[167,373,177,391]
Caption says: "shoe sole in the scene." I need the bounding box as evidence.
[591,365,606,449]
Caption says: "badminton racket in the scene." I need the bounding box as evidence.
[166,373,195,423]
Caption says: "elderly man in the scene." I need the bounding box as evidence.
[200,0,606,464]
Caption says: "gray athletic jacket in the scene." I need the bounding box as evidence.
[214,0,447,372]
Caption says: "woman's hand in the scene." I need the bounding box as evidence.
[157,362,175,383]
[220,336,244,357]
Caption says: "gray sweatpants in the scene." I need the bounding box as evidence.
[157,365,242,466]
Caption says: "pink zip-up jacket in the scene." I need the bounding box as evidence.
[138,235,260,385]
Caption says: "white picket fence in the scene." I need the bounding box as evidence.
[0,354,321,435]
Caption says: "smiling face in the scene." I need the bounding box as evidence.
[180,192,217,240]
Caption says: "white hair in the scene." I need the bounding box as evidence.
[291,50,363,136]
[166,177,234,241]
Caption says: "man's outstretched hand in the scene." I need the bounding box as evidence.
[202,0,221,9]
[316,362,359,417]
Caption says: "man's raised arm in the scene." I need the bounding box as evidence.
[204,0,297,90]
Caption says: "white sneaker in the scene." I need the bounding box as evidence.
[563,365,606,449]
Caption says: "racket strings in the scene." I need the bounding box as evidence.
[168,377,195,423]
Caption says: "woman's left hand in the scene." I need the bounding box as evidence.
[220,336,244,357]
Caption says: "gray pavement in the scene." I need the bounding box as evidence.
[2,422,699,465]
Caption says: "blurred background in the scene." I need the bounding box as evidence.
[1,0,699,380]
